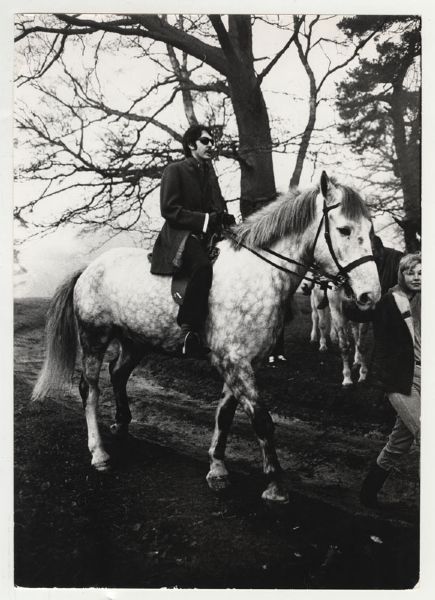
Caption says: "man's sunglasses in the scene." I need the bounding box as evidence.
[198,137,214,146]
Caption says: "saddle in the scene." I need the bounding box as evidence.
[148,233,221,306]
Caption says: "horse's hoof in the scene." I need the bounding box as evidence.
[342,382,353,388]
[319,346,328,353]
[93,460,111,472]
[110,423,129,438]
[261,483,290,505]
[91,452,111,472]
[206,471,231,492]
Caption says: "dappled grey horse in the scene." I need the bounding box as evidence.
[32,172,380,504]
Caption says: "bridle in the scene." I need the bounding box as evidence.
[225,179,375,297]
[308,195,375,293]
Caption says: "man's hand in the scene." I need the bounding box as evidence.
[208,212,236,234]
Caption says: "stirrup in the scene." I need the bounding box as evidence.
[182,331,210,359]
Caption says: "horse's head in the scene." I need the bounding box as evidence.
[312,172,381,310]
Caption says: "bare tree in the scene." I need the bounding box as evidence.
[15,13,405,245]
[15,13,302,223]
[287,14,383,189]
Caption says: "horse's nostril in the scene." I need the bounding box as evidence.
[358,292,371,305]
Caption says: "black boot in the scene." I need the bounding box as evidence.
[181,330,210,359]
[360,462,390,508]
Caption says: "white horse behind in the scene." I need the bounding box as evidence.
[309,282,370,386]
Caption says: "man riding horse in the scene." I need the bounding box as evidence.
[150,124,235,358]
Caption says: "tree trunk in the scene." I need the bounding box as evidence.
[230,78,277,217]
[390,85,421,252]
[223,16,276,217]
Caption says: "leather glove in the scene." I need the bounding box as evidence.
[222,213,236,227]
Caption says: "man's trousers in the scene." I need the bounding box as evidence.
[176,235,213,331]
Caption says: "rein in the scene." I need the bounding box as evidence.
[225,188,375,295]
[226,234,343,290]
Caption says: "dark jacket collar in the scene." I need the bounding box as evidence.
[185,156,210,172]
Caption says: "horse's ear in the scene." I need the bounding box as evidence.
[320,171,329,198]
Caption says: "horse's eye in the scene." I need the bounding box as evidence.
[337,226,351,236]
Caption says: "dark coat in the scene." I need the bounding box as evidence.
[344,291,416,395]
[375,246,403,294]
[150,157,227,275]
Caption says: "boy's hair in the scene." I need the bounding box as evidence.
[397,252,421,289]
[182,124,213,157]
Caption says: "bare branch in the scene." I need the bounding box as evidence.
[316,26,382,92]
[256,27,298,85]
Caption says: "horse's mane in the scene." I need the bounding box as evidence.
[229,178,371,250]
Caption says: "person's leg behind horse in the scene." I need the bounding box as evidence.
[268,327,286,365]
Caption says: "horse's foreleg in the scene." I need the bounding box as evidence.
[330,322,338,344]
[225,361,288,504]
[331,310,352,387]
[245,398,288,503]
[310,304,319,344]
[206,383,238,492]
[109,338,144,437]
[317,307,329,352]
[79,325,111,471]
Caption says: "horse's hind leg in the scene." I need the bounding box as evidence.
[109,337,144,437]
[78,323,112,471]
[222,360,288,504]
[353,322,370,383]
[206,383,238,491]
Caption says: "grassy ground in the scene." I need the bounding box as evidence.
[13,296,419,589]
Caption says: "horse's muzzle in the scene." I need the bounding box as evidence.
[355,291,376,309]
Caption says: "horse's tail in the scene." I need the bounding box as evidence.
[31,270,83,401]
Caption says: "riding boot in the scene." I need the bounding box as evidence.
[180,325,210,359]
[360,462,390,508]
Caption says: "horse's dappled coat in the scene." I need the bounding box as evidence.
[75,248,181,351]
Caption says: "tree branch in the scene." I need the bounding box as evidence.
[257,28,298,85]
[316,26,383,92]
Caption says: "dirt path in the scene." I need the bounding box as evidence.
[14,297,420,588]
